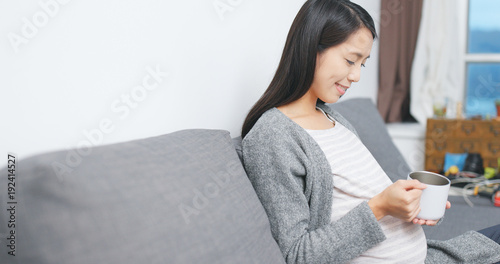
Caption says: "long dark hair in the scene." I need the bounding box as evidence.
[241,0,377,138]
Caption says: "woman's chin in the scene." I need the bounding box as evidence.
[322,95,341,104]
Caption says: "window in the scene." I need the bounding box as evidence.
[463,0,500,118]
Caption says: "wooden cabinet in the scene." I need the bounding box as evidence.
[425,119,500,172]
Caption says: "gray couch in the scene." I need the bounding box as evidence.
[1,98,499,263]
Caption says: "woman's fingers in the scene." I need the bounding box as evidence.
[408,207,422,223]
[426,220,438,226]
[378,180,426,222]
[400,179,427,191]
[413,218,438,226]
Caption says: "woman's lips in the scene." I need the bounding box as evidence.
[335,83,349,95]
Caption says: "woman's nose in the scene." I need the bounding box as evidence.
[348,67,361,83]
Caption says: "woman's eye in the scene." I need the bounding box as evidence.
[361,63,366,67]
[346,59,355,66]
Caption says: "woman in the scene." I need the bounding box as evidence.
[241,0,500,263]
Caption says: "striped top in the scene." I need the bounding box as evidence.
[306,110,427,263]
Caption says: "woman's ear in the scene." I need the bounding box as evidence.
[315,52,323,70]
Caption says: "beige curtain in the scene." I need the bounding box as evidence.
[377,0,424,123]
[410,0,461,125]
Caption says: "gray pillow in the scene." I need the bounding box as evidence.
[0,129,285,264]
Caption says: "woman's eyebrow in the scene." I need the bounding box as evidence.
[350,52,370,60]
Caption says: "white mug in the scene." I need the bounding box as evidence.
[408,171,450,220]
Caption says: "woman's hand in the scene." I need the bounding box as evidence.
[412,201,451,226]
[368,180,427,222]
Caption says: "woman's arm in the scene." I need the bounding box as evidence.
[242,132,386,264]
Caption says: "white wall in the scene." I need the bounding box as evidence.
[1,0,381,165]
[387,123,426,171]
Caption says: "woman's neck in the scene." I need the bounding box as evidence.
[276,93,334,130]
[277,92,318,119]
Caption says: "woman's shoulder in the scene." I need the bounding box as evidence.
[244,108,296,139]
[242,107,309,152]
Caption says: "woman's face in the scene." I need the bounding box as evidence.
[309,27,374,104]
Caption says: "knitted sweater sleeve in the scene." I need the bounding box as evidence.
[425,231,500,264]
[242,118,386,264]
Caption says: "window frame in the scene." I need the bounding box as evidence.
[458,0,500,115]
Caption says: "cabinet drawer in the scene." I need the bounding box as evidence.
[425,155,444,173]
[483,121,500,138]
[426,119,455,138]
[484,158,498,169]
[452,139,482,153]
[455,121,483,138]
[425,138,450,156]
[482,141,500,157]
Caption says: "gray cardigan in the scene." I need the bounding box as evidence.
[242,104,500,264]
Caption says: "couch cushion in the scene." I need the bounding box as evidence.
[0,129,285,264]
[422,196,500,240]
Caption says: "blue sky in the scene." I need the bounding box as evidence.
[469,0,500,30]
